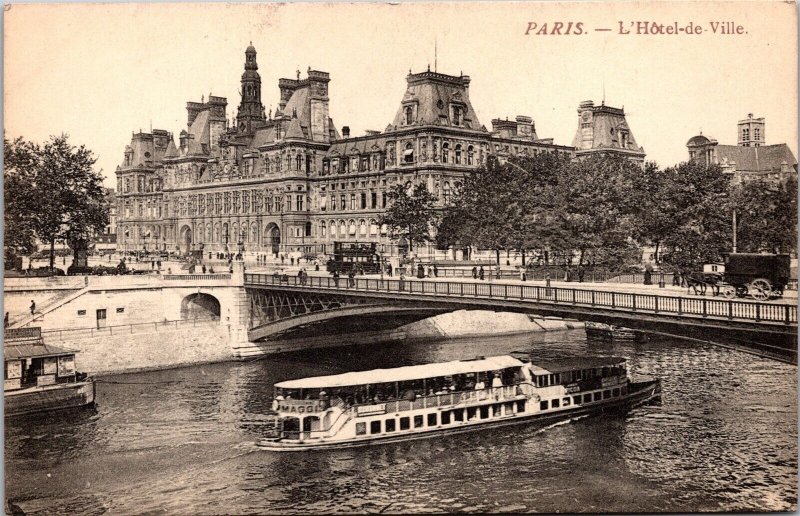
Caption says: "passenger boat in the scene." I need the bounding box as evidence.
[257,354,660,451]
[4,327,95,417]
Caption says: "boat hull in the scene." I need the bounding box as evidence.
[5,380,96,417]
[257,379,660,452]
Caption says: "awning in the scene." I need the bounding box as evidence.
[276,355,525,390]
[403,149,414,156]
[4,343,78,361]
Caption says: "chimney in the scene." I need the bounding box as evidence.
[342,126,350,139]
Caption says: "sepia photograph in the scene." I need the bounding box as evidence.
[3,1,797,513]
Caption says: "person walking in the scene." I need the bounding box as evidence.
[433,264,438,278]
[202,264,207,274]
[399,272,406,292]
[4,312,9,329]
[472,266,478,279]
[479,266,485,281]
[333,270,340,288]
[29,300,36,316]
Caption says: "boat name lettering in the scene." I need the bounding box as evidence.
[277,400,324,413]
[356,403,387,416]
[565,383,581,394]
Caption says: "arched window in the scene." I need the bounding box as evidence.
[370,219,378,236]
[320,221,327,237]
[467,146,474,165]
[359,220,367,236]
[404,142,414,164]
[443,182,451,204]
[296,154,302,171]
[442,143,449,163]
[405,106,413,125]
[339,221,347,238]
[455,144,462,165]
[349,220,357,236]
[380,223,388,235]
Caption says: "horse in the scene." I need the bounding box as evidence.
[684,271,722,296]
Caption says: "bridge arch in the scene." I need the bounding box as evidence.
[181,293,221,320]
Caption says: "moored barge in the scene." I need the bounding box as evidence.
[4,327,95,417]
[257,354,660,451]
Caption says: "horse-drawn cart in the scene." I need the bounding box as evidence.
[716,253,791,301]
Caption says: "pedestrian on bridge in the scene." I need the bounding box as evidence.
[472,266,478,279]
[479,266,485,281]
[30,300,36,315]
[433,264,438,278]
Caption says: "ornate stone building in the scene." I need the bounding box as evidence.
[116,46,609,256]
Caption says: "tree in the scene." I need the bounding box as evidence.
[657,161,732,269]
[7,135,109,269]
[731,176,797,254]
[379,182,438,252]
[3,137,40,262]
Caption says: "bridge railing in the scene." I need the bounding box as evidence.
[245,273,797,325]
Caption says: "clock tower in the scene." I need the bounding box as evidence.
[236,43,266,133]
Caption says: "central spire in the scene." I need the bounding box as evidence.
[237,44,265,133]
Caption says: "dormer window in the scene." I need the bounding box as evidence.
[405,106,413,125]
[452,106,463,126]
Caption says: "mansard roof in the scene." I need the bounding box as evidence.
[187,110,211,156]
[714,144,797,173]
[388,70,484,131]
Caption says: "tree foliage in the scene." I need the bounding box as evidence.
[4,137,40,259]
[435,151,791,272]
[379,182,438,252]
[3,135,109,268]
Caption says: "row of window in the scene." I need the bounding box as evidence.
[355,400,528,436]
[539,387,625,410]
[534,366,626,387]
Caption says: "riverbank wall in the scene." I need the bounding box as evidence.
[401,310,585,339]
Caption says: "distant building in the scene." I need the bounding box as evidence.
[687,114,797,184]
[572,100,646,162]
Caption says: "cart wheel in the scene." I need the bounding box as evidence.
[749,278,772,301]
[720,285,737,299]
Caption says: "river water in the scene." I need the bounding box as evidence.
[5,330,797,514]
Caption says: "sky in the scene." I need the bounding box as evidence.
[4,2,798,188]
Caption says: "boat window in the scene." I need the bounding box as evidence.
[584,393,592,403]
[400,417,410,430]
[552,399,560,408]
[594,392,602,402]
[549,374,555,385]
[603,390,611,399]
[370,420,381,434]
[612,388,620,397]
[441,411,451,425]
[554,374,561,384]
[413,415,424,428]
[479,406,490,419]
[622,386,628,395]
[427,413,437,426]
[492,404,501,417]
[540,400,548,410]
[467,407,477,420]
[504,402,515,414]
[356,422,367,435]
[572,395,581,405]
[562,397,570,406]
[454,409,464,422]
[516,400,525,412]
[385,418,396,432]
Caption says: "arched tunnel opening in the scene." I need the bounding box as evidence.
[181,293,221,320]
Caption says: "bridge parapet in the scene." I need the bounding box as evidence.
[245,273,797,326]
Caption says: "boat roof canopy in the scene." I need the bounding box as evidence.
[529,356,627,375]
[4,343,78,361]
[275,355,526,390]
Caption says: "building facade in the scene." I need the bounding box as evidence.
[687,113,797,184]
[116,46,638,257]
